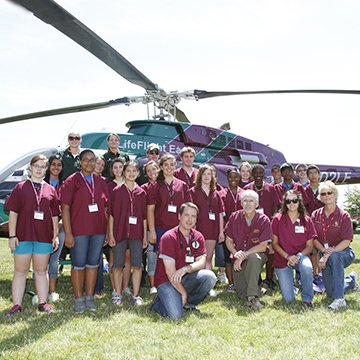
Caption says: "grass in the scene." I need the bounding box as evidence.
[0,237,359,360]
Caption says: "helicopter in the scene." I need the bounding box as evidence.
[1,0,360,224]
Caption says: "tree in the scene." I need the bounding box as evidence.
[344,186,360,230]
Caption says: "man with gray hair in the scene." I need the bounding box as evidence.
[225,190,272,310]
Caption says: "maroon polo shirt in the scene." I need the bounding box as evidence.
[147,178,190,229]
[188,187,225,240]
[60,172,108,236]
[271,213,317,268]
[109,184,147,242]
[304,185,324,215]
[311,206,353,247]
[174,167,198,188]
[224,210,271,252]
[244,182,281,219]
[5,180,60,243]
[154,227,206,287]
[274,181,308,206]
[219,187,243,223]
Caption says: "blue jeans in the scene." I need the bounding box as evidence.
[146,244,157,276]
[275,253,314,302]
[70,234,105,270]
[151,269,217,320]
[215,243,225,267]
[95,251,104,292]
[322,247,355,299]
[48,228,65,279]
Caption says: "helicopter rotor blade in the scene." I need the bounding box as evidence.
[194,89,360,99]
[9,0,158,91]
[169,106,190,123]
[0,97,132,125]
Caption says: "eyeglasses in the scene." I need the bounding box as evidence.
[81,158,96,164]
[148,150,159,155]
[285,198,299,205]
[68,136,81,141]
[32,164,47,170]
[320,191,333,197]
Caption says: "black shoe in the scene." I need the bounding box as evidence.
[183,303,200,313]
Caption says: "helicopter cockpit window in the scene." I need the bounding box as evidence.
[236,140,244,150]
[245,142,252,151]
[131,124,179,139]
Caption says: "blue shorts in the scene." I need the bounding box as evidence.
[11,241,53,255]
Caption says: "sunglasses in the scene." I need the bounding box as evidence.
[68,136,80,141]
[285,198,299,205]
[148,150,159,155]
[320,191,333,197]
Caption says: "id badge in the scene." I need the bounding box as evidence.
[34,210,44,220]
[257,208,264,214]
[168,204,177,213]
[324,243,329,249]
[185,254,195,263]
[209,212,215,221]
[88,203,99,213]
[295,225,305,233]
[129,216,138,225]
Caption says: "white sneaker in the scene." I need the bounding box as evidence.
[217,272,228,284]
[112,293,123,306]
[32,294,39,306]
[349,271,360,291]
[122,287,132,297]
[208,289,218,297]
[328,298,347,310]
[132,296,143,306]
[150,286,158,295]
[48,292,60,303]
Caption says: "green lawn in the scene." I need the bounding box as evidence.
[0,237,359,360]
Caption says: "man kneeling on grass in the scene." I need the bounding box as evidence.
[225,190,271,310]
[151,202,217,320]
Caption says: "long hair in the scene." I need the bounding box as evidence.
[106,133,120,152]
[44,153,63,185]
[280,190,307,223]
[157,153,176,185]
[195,164,216,192]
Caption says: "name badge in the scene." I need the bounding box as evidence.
[257,208,264,214]
[34,210,44,220]
[88,203,99,213]
[185,254,195,263]
[295,225,305,233]
[168,204,177,213]
[129,216,138,225]
[209,212,215,221]
[324,243,329,249]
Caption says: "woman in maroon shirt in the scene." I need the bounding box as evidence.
[5,155,59,316]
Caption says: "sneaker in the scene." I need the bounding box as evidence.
[247,297,264,310]
[94,291,104,298]
[150,286,158,295]
[227,284,236,293]
[208,289,218,297]
[261,278,277,291]
[31,294,39,306]
[132,296,144,306]
[122,287,132,297]
[5,304,22,317]
[328,298,347,310]
[38,303,54,313]
[48,292,60,303]
[349,271,360,291]
[112,294,123,306]
[303,301,313,308]
[111,289,117,298]
[183,303,200,313]
[313,274,325,294]
[217,272,228,284]
[85,295,97,312]
[74,297,86,314]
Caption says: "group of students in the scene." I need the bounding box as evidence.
[4,131,358,319]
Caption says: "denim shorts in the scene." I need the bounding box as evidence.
[11,241,53,255]
[113,239,143,268]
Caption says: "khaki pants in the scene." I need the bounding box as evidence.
[233,253,267,299]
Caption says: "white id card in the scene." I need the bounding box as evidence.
[257,208,264,214]
[88,203,99,213]
[209,212,215,221]
[34,210,44,220]
[185,254,195,263]
[129,216,138,225]
[168,204,177,213]
[295,225,305,233]
[324,243,329,249]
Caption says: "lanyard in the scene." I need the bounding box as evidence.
[202,188,213,212]
[80,173,95,204]
[177,227,194,250]
[125,184,137,216]
[184,169,194,186]
[321,208,335,243]
[229,188,240,211]
[242,213,257,251]
[29,180,43,211]
[165,180,174,203]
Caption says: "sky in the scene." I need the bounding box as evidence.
[1,0,360,188]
